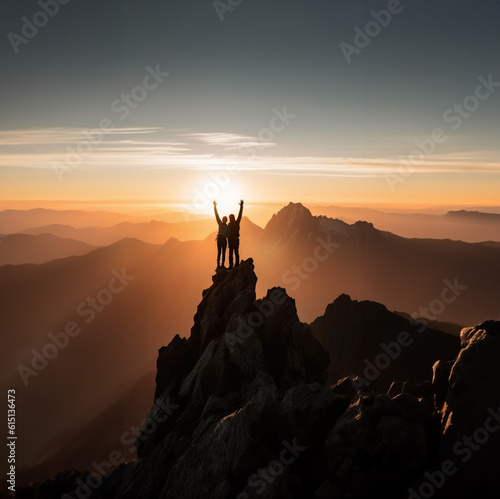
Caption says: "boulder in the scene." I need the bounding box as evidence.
[435,321,500,498]
[317,393,435,498]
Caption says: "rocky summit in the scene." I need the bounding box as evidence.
[16,260,500,499]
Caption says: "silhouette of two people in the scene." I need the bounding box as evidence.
[213,200,244,270]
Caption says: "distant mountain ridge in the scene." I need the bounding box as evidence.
[254,202,500,326]
[0,208,143,233]
[310,205,500,242]
[446,209,500,221]
[20,219,215,245]
[0,233,97,265]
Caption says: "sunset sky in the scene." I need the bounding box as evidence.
[1,0,499,214]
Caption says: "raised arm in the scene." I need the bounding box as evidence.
[237,200,244,223]
[213,201,222,225]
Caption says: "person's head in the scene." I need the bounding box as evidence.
[222,216,227,224]
[229,214,235,222]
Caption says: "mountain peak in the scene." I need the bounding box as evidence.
[310,293,460,389]
[263,203,319,248]
[191,258,258,355]
[271,202,313,221]
[353,220,375,230]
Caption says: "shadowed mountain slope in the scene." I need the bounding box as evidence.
[0,233,97,265]
[309,294,460,390]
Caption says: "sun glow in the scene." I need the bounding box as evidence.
[196,177,246,217]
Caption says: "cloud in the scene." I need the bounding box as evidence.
[183,132,275,150]
[0,127,499,176]
[0,127,164,146]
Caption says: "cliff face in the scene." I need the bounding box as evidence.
[109,259,332,499]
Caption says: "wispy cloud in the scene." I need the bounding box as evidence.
[184,132,275,150]
[0,127,499,176]
[0,127,164,146]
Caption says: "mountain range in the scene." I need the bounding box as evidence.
[0,233,97,265]
[310,205,500,243]
[1,203,499,489]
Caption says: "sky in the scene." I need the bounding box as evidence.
[1,0,499,214]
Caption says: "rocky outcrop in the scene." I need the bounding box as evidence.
[95,260,441,499]
[310,294,460,391]
[16,259,499,499]
[430,321,500,498]
[102,259,334,498]
[317,393,436,498]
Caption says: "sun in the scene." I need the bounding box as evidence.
[192,175,245,217]
[214,185,244,218]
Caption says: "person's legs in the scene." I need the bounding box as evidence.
[235,238,240,266]
[221,239,227,267]
[228,238,234,268]
[217,238,223,267]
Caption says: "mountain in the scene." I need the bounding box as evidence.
[310,205,500,242]
[1,219,258,479]
[479,241,500,249]
[254,203,500,326]
[0,208,144,233]
[16,261,500,498]
[446,209,500,221]
[17,370,156,487]
[0,233,97,265]
[0,237,213,475]
[3,203,500,486]
[309,294,460,390]
[395,312,463,337]
[21,219,216,245]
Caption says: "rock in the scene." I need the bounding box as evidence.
[154,334,192,400]
[252,287,329,391]
[318,393,435,498]
[388,380,434,399]
[435,321,500,498]
[18,261,478,499]
[191,259,257,356]
[102,261,334,498]
[160,385,278,498]
[432,359,454,410]
[279,383,349,448]
[387,380,405,398]
[331,376,360,401]
[309,294,460,391]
